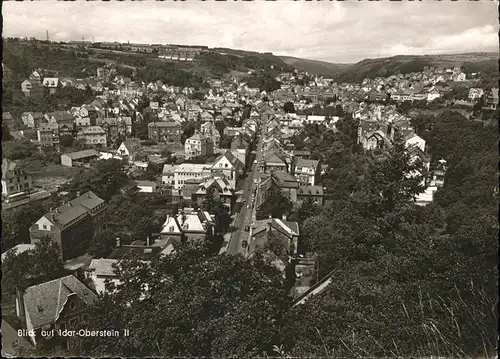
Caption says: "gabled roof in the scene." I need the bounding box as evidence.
[23,275,97,329]
[213,150,244,170]
[196,176,234,195]
[121,138,142,152]
[271,170,299,188]
[263,151,287,165]
[249,218,299,255]
[41,191,106,228]
[295,158,319,170]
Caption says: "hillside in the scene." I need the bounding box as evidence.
[334,52,499,83]
[279,55,351,78]
[2,39,296,85]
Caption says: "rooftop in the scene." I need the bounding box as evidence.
[61,149,99,160]
[23,275,98,329]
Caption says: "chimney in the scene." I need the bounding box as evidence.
[76,191,81,198]
[146,236,150,247]
[116,238,121,248]
[282,214,287,221]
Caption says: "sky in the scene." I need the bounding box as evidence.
[3,1,499,64]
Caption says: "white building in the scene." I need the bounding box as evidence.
[404,133,426,153]
[86,258,121,294]
[174,163,212,189]
[294,158,320,186]
[162,164,177,186]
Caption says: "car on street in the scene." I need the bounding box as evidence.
[242,240,248,248]
[244,225,250,232]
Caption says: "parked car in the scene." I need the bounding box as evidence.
[242,240,248,248]
[244,225,250,232]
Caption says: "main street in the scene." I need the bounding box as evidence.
[226,124,265,255]
[226,150,260,255]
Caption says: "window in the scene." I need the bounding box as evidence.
[70,301,76,310]
[43,224,47,230]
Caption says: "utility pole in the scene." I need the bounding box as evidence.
[46,30,49,42]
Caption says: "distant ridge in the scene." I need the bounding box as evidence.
[279,55,352,77]
[333,52,499,83]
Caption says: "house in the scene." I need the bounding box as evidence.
[223,127,244,137]
[21,79,44,98]
[184,131,214,159]
[42,77,60,94]
[297,185,324,206]
[174,163,212,189]
[21,112,45,128]
[16,275,98,349]
[293,158,320,186]
[135,180,157,193]
[248,217,299,258]
[61,149,100,167]
[85,258,121,294]
[29,191,108,261]
[454,72,466,82]
[75,117,91,129]
[261,150,289,173]
[148,121,182,143]
[77,126,107,147]
[293,150,312,160]
[468,88,484,101]
[230,133,250,152]
[193,176,236,212]
[117,139,142,161]
[404,133,426,153]
[37,123,60,147]
[210,150,244,189]
[270,170,300,203]
[2,112,16,130]
[200,121,221,148]
[2,158,33,197]
[162,164,177,186]
[160,208,215,244]
[427,88,442,102]
[28,70,43,83]
[117,116,133,135]
[484,88,499,110]
[96,118,119,142]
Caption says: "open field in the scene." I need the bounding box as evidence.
[24,162,81,191]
